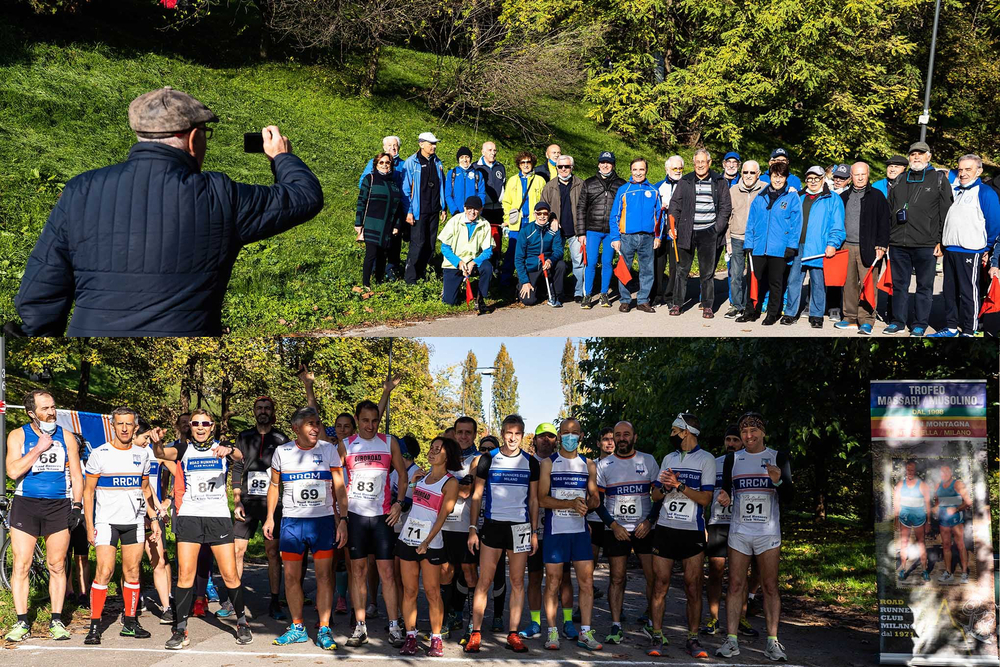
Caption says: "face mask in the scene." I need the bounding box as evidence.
[562,434,580,451]
[669,434,683,449]
[37,419,58,435]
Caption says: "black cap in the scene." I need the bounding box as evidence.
[724,424,740,438]
[598,151,616,165]
[534,201,551,212]
[456,146,473,160]
[464,195,483,209]
[887,155,908,167]
[832,164,850,180]
[770,147,789,160]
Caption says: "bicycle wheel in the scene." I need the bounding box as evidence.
[0,537,12,590]
[32,542,50,592]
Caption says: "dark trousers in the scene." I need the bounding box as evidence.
[520,260,566,306]
[670,228,718,309]
[386,233,403,279]
[363,242,388,287]
[653,240,672,303]
[405,211,441,285]
[889,245,936,330]
[750,254,790,317]
[941,249,983,333]
[442,259,493,305]
[482,209,504,269]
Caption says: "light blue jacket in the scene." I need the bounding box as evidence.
[798,188,846,268]
[744,186,804,259]
[401,152,446,220]
[445,164,487,215]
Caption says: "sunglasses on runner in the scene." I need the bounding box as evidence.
[190,420,213,427]
[742,170,759,175]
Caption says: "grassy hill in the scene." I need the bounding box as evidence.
[0,2,782,334]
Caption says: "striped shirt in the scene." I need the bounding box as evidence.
[693,177,717,231]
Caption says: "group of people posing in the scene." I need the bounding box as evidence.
[5,377,795,661]
[355,134,1000,336]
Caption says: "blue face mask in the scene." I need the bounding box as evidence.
[562,433,581,451]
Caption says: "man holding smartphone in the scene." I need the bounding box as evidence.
[17,86,324,337]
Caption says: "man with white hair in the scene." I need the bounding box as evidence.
[725,160,765,318]
[653,156,685,306]
[360,135,407,279]
[885,141,954,336]
[402,132,448,285]
[542,155,586,301]
[928,154,1000,337]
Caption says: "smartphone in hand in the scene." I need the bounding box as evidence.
[243,132,265,154]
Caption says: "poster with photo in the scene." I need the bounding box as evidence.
[872,380,997,665]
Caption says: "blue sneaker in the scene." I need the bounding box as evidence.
[859,323,873,335]
[833,320,857,330]
[315,626,337,650]
[910,327,926,337]
[519,621,542,639]
[563,621,579,640]
[215,601,235,618]
[922,570,931,581]
[205,577,220,603]
[883,323,903,335]
[927,328,958,338]
[274,623,310,646]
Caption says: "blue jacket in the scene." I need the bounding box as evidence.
[942,178,1000,252]
[743,185,804,258]
[608,180,663,241]
[798,187,846,268]
[872,178,889,198]
[358,155,405,189]
[514,222,563,284]
[445,165,487,215]
[401,152,446,220]
[15,143,324,336]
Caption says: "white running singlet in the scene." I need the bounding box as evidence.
[481,448,539,524]
[655,446,715,531]
[596,452,658,532]
[86,442,151,526]
[177,441,231,519]
[708,454,733,526]
[343,433,393,517]
[729,447,783,538]
[545,454,589,536]
[270,440,341,518]
[443,446,479,532]
[400,473,453,549]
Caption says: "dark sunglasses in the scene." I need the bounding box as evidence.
[519,160,533,165]
[190,420,214,427]
[557,165,573,169]
[742,170,759,175]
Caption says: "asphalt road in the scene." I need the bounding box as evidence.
[346,271,954,338]
[7,560,876,667]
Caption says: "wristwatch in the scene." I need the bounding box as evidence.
[677,483,687,493]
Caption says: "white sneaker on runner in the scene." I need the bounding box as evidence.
[716,636,740,657]
[765,638,788,662]
[939,571,954,583]
[961,572,970,583]
[545,628,560,650]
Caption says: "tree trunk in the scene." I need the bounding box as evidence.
[814,438,830,522]
[196,363,205,409]
[180,357,195,413]
[75,340,92,410]
[363,43,381,96]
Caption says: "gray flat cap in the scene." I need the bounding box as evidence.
[128,86,219,137]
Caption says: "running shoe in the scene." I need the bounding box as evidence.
[641,623,655,639]
[506,631,528,652]
[833,320,857,331]
[400,634,419,655]
[911,327,926,338]
[192,597,208,617]
[491,616,504,632]
[599,293,611,308]
[49,619,71,641]
[545,627,560,650]
[335,597,348,615]
[216,600,235,618]
[764,637,788,661]
[581,296,593,310]
[563,621,579,640]
[637,613,651,626]
[316,626,337,650]
[518,620,541,638]
[898,569,908,581]
[686,637,709,658]
[160,607,175,625]
[236,621,253,645]
[922,570,931,582]
[939,571,954,583]
[883,323,904,335]
[346,624,368,647]
[700,617,720,635]
[366,603,379,618]
[927,328,958,338]
[962,572,970,583]
[274,623,310,645]
[577,629,603,651]
[646,632,668,657]
[389,624,406,648]
[269,602,287,621]
[206,577,220,603]
[428,636,445,657]
[120,620,152,639]
[463,630,481,653]
[165,629,189,650]
[459,622,473,645]
[860,323,873,335]
[605,625,624,644]
[716,636,740,657]
[739,617,759,637]
[83,626,101,645]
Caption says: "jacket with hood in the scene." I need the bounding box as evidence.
[608,180,664,241]
[797,185,846,268]
[666,170,734,248]
[445,164,486,215]
[514,222,564,283]
[887,167,953,248]
[743,184,804,259]
[575,170,627,236]
[401,151,446,220]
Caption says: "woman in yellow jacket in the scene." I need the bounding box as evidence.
[500,151,546,285]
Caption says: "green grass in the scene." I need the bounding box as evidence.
[780,517,876,612]
[0,3,688,334]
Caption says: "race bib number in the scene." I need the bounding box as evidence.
[711,498,734,524]
[446,497,466,523]
[247,471,270,497]
[662,492,696,523]
[511,522,532,553]
[739,493,771,524]
[32,447,65,474]
[613,495,642,521]
[401,517,432,547]
[349,472,385,501]
[292,479,326,508]
[554,488,586,518]
[189,473,226,503]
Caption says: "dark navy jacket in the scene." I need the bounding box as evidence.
[15,143,324,336]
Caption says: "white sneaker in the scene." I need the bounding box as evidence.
[939,571,954,583]
[716,636,740,657]
[765,638,787,662]
[961,572,970,583]
[545,628,560,650]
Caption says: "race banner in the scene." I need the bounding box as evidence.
[55,408,113,460]
[872,380,997,665]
